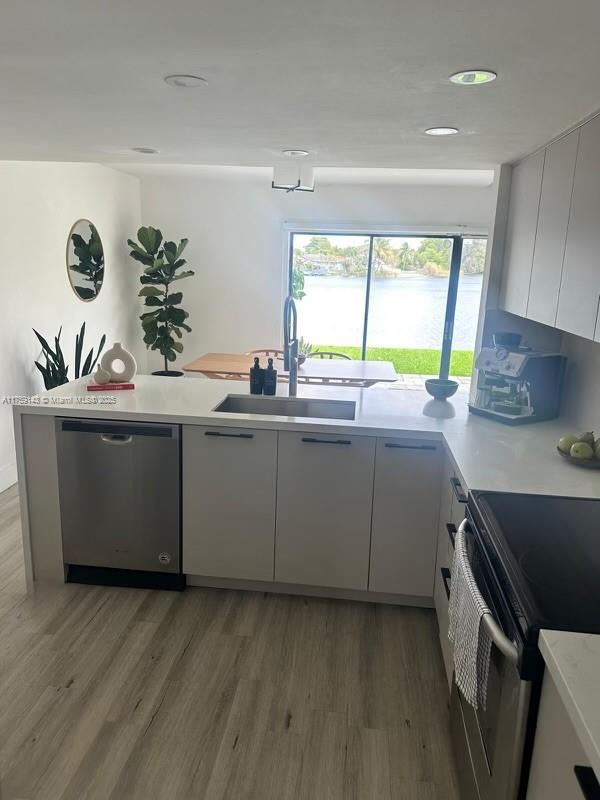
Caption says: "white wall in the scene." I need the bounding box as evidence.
[0,162,141,491]
[139,167,494,371]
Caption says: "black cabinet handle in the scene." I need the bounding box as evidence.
[441,567,451,600]
[385,443,437,451]
[446,523,457,548]
[204,431,254,439]
[574,766,600,800]
[301,437,351,445]
[450,477,467,503]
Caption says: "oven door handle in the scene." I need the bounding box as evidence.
[457,519,520,666]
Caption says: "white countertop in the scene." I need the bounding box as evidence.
[539,630,600,778]
[12,374,600,498]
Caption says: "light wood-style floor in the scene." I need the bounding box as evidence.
[0,483,459,800]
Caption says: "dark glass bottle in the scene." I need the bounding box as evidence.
[249,357,264,394]
[263,358,277,395]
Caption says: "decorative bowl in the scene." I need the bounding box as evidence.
[556,447,600,469]
[425,378,459,400]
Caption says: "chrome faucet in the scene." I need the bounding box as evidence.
[283,295,298,396]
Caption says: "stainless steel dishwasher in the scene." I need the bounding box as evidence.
[56,418,183,589]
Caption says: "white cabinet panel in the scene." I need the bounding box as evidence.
[183,425,277,581]
[527,130,579,327]
[557,114,600,340]
[275,431,376,590]
[369,438,442,596]
[527,671,592,799]
[434,457,457,688]
[500,151,545,318]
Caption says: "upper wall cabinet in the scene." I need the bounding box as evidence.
[500,150,545,317]
[556,114,600,341]
[527,130,579,327]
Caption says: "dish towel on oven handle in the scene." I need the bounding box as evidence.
[448,522,492,710]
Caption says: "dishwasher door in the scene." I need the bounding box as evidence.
[56,418,181,574]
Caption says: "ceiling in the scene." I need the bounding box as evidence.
[2,0,600,169]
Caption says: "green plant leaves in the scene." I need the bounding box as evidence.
[144,295,163,307]
[33,325,105,388]
[129,227,195,369]
[170,270,195,282]
[137,226,163,256]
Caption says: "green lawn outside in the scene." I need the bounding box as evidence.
[314,345,474,377]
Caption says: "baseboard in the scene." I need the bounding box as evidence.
[186,574,434,607]
[0,462,17,494]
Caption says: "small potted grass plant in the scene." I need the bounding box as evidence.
[128,226,195,376]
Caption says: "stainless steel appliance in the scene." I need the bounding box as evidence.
[56,418,183,589]
[469,347,566,425]
[452,492,600,799]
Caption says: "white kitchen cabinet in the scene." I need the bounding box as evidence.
[433,460,467,688]
[182,425,277,581]
[369,438,442,596]
[527,129,580,327]
[275,430,376,590]
[500,150,545,318]
[556,114,600,340]
[527,671,594,800]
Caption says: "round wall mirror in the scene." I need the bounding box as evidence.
[66,219,105,301]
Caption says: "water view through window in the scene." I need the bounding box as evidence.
[290,234,486,377]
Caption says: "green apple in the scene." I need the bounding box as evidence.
[558,434,579,454]
[577,432,595,446]
[570,442,594,460]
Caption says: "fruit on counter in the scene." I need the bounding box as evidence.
[595,439,600,460]
[558,434,579,454]
[570,442,595,460]
[577,432,595,446]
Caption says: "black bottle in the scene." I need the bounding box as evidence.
[263,358,277,395]
[250,357,264,394]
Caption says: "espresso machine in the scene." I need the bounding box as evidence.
[469,337,566,425]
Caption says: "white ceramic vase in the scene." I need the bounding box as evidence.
[100,342,137,383]
[93,364,112,385]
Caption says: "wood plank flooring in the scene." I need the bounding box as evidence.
[0,483,460,800]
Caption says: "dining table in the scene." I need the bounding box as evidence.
[183,352,398,388]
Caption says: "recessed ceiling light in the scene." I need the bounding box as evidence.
[449,69,497,85]
[282,149,309,157]
[164,74,207,88]
[424,127,459,136]
[131,146,159,154]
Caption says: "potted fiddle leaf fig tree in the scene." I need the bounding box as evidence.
[127,226,195,376]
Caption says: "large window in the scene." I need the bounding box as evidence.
[289,233,486,378]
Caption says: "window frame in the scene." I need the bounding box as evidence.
[287,230,486,377]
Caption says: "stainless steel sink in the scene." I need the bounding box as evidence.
[213,394,356,420]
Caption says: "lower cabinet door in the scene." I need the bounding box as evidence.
[435,458,457,687]
[182,425,277,581]
[369,438,442,596]
[275,431,376,590]
[527,672,593,799]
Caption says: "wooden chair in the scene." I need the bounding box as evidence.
[246,348,285,360]
[308,351,352,360]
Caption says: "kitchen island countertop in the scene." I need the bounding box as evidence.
[12,374,600,499]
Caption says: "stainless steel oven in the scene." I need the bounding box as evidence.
[450,518,534,800]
